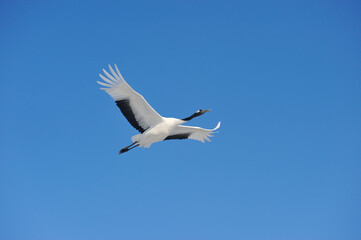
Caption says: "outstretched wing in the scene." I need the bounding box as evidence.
[98,64,164,133]
[164,122,221,143]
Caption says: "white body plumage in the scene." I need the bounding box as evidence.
[132,118,184,148]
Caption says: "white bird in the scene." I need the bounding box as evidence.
[97,64,221,154]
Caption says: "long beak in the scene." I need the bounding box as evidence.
[204,109,212,112]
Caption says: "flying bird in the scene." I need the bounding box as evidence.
[98,64,221,154]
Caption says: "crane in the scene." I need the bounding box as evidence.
[97,64,221,154]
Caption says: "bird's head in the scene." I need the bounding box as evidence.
[195,109,212,116]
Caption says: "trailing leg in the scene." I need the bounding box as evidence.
[119,142,138,154]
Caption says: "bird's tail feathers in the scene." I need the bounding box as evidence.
[131,134,141,143]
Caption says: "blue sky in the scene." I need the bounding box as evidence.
[1,0,360,239]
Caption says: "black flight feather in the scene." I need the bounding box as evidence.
[115,99,148,133]
[164,133,191,140]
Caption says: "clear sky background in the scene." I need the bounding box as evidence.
[1,1,360,239]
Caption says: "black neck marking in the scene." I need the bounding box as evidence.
[182,112,200,121]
